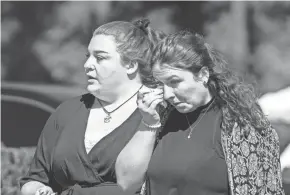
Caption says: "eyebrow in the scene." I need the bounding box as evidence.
[89,50,109,55]
[95,50,109,54]
[165,75,179,81]
[153,70,179,81]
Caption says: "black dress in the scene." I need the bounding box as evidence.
[147,100,230,195]
[20,94,142,195]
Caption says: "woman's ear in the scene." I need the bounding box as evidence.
[197,66,209,84]
[126,61,139,75]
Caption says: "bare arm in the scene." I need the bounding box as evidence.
[115,122,158,192]
[115,88,163,192]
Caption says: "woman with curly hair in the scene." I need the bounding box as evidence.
[117,31,285,195]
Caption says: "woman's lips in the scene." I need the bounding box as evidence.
[87,76,99,83]
[87,75,98,80]
[172,102,182,106]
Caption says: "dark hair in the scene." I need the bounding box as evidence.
[151,30,270,136]
[93,18,165,86]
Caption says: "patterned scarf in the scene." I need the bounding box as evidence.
[221,123,285,195]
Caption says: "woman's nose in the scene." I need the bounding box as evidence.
[163,85,175,101]
[84,58,94,72]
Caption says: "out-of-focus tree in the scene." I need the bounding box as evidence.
[33,1,204,86]
[32,1,114,86]
[2,1,289,94]
[31,1,180,86]
[251,2,290,93]
[1,1,61,83]
[204,1,252,93]
[203,1,290,94]
[1,1,205,86]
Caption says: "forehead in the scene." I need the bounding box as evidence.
[153,63,187,80]
[88,34,117,53]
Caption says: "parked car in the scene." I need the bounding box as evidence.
[1,82,86,147]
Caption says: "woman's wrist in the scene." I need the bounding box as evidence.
[139,120,161,133]
[141,120,161,128]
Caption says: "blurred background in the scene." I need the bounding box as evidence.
[1,1,290,195]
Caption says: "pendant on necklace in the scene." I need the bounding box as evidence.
[104,114,112,123]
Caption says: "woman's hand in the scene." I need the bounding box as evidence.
[21,181,53,195]
[35,186,55,195]
[137,86,164,126]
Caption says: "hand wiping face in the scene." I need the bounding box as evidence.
[139,85,167,108]
[136,85,167,126]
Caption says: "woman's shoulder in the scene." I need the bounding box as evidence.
[56,93,93,112]
[53,93,93,121]
[39,94,93,142]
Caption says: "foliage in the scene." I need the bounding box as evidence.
[1,144,36,195]
[1,1,203,85]
[2,1,290,94]
[203,2,290,94]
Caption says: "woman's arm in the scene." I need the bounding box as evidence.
[115,122,158,192]
[20,111,57,195]
[20,102,64,194]
[115,88,164,192]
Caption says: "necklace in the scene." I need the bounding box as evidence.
[97,85,143,123]
[185,98,215,139]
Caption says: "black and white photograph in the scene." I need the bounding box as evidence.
[1,1,290,195]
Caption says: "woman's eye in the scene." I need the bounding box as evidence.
[96,56,105,62]
[85,53,90,58]
[169,79,180,85]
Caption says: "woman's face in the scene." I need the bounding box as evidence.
[84,34,129,96]
[153,63,211,113]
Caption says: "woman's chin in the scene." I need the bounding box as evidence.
[175,104,188,113]
[175,104,196,114]
[176,108,189,114]
[87,85,101,95]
